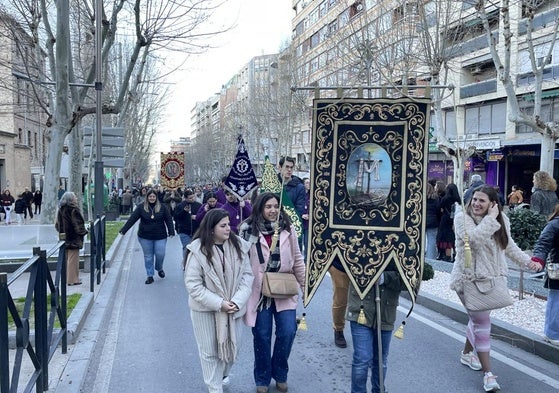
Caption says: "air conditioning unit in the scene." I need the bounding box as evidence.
[470,65,483,75]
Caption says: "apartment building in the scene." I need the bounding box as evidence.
[189,1,558,199]
[189,54,287,182]
[0,13,47,194]
[290,0,559,201]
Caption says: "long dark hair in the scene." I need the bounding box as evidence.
[192,208,242,264]
[465,185,508,249]
[245,192,292,231]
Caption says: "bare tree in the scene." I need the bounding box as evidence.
[3,0,231,223]
[476,0,559,174]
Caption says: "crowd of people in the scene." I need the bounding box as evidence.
[2,161,559,393]
[0,188,42,225]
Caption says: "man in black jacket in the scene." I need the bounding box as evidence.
[174,189,202,256]
[21,187,34,220]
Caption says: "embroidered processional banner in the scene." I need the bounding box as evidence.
[160,152,185,189]
[224,136,258,200]
[304,98,430,306]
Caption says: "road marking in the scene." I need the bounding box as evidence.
[402,305,559,389]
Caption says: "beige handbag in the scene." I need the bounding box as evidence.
[261,272,299,299]
[461,275,513,311]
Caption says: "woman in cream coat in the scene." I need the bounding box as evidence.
[185,208,253,393]
[239,192,306,393]
[451,185,541,392]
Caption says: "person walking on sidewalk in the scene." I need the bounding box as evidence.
[14,193,27,225]
[55,192,88,286]
[175,189,202,258]
[239,192,306,393]
[184,208,253,393]
[1,189,15,225]
[21,187,34,220]
[33,189,42,215]
[119,188,175,284]
[451,185,541,392]
[196,192,223,223]
[530,203,559,346]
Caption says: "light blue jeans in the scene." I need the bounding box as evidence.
[350,321,392,393]
[545,288,559,340]
[425,228,438,260]
[137,237,167,277]
[252,301,297,387]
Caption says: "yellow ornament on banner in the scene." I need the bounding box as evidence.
[260,156,303,238]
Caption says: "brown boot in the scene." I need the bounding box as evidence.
[334,330,347,348]
[256,386,268,393]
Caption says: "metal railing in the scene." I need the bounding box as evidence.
[89,215,107,291]
[0,215,106,392]
[0,244,67,393]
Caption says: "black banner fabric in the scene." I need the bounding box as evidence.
[305,98,430,306]
[224,136,258,200]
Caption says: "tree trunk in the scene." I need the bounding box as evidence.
[41,0,71,224]
[540,134,555,174]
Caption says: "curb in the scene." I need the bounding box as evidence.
[415,291,559,365]
[53,231,134,393]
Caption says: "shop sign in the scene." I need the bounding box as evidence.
[464,138,501,150]
[487,150,504,161]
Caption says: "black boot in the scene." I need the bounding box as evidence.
[334,330,347,348]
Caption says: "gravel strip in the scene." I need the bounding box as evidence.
[422,260,547,337]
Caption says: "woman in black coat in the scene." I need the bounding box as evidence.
[56,192,88,285]
[33,190,43,215]
[119,188,175,284]
[436,183,461,262]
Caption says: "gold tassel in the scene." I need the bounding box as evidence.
[270,225,279,253]
[393,320,406,340]
[463,233,472,269]
[298,313,307,331]
[357,306,367,325]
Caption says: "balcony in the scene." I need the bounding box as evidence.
[460,79,497,99]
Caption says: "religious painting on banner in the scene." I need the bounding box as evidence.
[160,152,185,189]
[224,136,258,200]
[304,98,430,307]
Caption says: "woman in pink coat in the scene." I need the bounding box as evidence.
[239,192,306,393]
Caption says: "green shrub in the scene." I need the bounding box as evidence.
[508,208,548,250]
[422,262,434,281]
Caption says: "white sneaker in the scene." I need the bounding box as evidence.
[460,351,482,370]
[544,335,559,346]
[483,372,500,392]
[222,376,230,386]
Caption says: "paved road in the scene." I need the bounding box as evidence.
[75,231,559,393]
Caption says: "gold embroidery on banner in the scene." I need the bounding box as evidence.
[305,99,429,305]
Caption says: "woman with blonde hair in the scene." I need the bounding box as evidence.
[531,170,559,216]
[55,191,88,285]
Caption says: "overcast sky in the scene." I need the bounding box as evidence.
[159,0,293,150]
